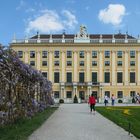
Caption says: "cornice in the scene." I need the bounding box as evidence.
[10,42,140,48]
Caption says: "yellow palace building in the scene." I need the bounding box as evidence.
[11,25,140,103]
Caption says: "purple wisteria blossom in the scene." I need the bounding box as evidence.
[0,46,54,125]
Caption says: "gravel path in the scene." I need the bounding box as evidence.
[29,104,139,140]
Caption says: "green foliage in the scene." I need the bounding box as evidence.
[96,106,140,138]
[59,99,64,103]
[118,99,123,103]
[132,97,136,103]
[73,95,78,103]
[0,107,58,140]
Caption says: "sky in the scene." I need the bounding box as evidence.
[1,0,140,45]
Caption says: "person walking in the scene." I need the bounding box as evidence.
[88,93,96,114]
[135,93,140,103]
[87,95,91,107]
[111,94,115,106]
[104,95,108,106]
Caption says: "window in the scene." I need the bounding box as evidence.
[54,61,59,66]
[104,72,110,83]
[92,91,97,99]
[54,91,59,98]
[42,51,47,58]
[66,91,72,98]
[42,61,47,66]
[30,51,35,58]
[130,91,136,97]
[105,61,110,66]
[30,61,35,66]
[42,72,47,78]
[105,51,110,58]
[130,61,135,66]
[79,72,84,83]
[117,61,122,66]
[130,72,135,83]
[130,50,135,58]
[105,91,110,98]
[67,61,72,66]
[79,51,84,58]
[80,61,84,66]
[18,51,23,58]
[54,51,59,58]
[67,51,72,58]
[67,72,72,83]
[117,91,123,98]
[117,51,122,58]
[92,72,97,83]
[54,72,59,83]
[117,72,123,83]
[92,51,97,58]
[92,61,97,66]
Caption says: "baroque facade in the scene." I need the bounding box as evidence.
[10,26,140,103]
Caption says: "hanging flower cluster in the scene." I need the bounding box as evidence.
[0,46,54,125]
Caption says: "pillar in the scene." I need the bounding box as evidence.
[125,51,129,85]
[24,51,29,64]
[48,51,53,81]
[138,50,140,85]
[36,51,41,70]
[60,86,65,99]
[61,51,65,82]
[112,51,116,85]
[74,51,78,82]
[86,51,90,82]
[99,51,103,83]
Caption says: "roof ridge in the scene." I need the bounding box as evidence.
[30,33,135,39]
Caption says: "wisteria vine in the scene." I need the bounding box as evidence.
[0,46,54,125]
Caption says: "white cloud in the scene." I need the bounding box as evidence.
[25,9,78,33]
[25,8,35,13]
[26,10,64,33]
[62,10,78,29]
[98,4,126,26]
[16,0,26,10]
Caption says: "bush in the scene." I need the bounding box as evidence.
[118,99,123,103]
[59,99,64,103]
[73,95,78,103]
[132,97,136,103]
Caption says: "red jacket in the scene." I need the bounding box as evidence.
[89,96,96,104]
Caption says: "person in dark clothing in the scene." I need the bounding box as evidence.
[88,93,96,114]
[104,95,108,106]
[111,94,115,106]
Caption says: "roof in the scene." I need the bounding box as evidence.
[31,33,135,39]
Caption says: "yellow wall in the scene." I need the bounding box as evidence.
[11,43,140,103]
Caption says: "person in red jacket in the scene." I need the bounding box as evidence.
[88,93,96,114]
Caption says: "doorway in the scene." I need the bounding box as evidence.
[92,91,99,102]
[79,91,85,100]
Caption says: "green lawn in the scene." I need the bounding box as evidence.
[96,106,140,138]
[0,107,58,140]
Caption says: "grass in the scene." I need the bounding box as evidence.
[0,107,58,140]
[96,106,140,138]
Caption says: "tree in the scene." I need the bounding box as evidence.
[73,95,78,103]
